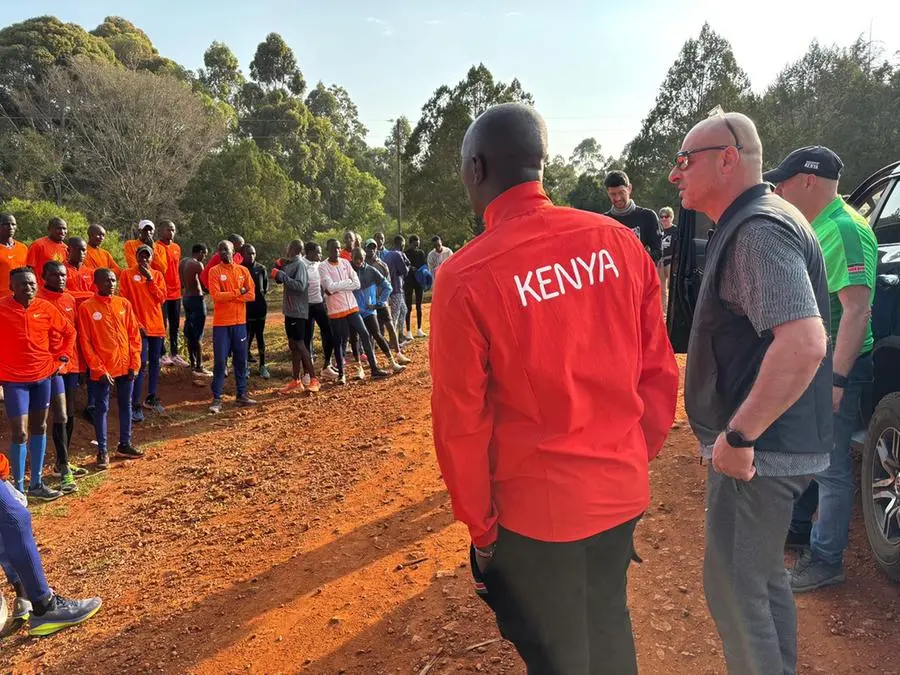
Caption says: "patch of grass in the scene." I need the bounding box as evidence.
[30,470,107,519]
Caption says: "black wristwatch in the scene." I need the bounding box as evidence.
[833,372,849,389]
[725,425,755,448]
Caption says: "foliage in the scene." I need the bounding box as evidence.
[11,57,227,231]
[250,32,305,96]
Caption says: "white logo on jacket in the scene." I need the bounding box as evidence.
[513,250,620,308]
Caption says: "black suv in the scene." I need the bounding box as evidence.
[667,161,900,582]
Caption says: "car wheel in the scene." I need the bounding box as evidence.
[861,392,900,582]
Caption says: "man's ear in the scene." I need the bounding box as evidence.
[473,155,486,186]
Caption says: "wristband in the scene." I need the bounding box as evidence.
[833,372,849,389]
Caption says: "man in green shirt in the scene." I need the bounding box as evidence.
[766,146,877,592]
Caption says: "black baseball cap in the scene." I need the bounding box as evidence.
[763,146,843,184]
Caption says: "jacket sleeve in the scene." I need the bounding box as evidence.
[125,302,143,372]
[152,244,168,276]
[237,268,255,304]
[644,212,663,263]
[277,263,308,294]
[261,267,270,295]
[49,304,76,365]
[322,263,360,293]
[376,272,392,306]
[637,249,679,459]
[77,306,107,379]
[429,280,497,547]
[148,271,167,304]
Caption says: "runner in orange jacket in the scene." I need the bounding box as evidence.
[0,213,28,299]
[85,225,121,276]
[123,220,167,277]
[157,220,188,367]
[118,245,167,421]
[77,268,143,468]
[26,217,68,291]
[63,237,95,306]
[0,266,75,501]
[38,261,86,494]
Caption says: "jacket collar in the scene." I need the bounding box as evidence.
[483,181,553,230]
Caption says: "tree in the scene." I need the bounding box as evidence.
[306,82,369,165]
[543,155,578,206]
[0,16,116,90]
[180,140,293,260]
[623,23,752,209]
[249,33,305,96]
[567,173,608,213]
[405,65,534,246]
[570,138,612,176]
[12,57,227,229]
[198,41,245,104]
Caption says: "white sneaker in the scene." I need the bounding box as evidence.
[160,355,174,366]
[416,329,427,338]
[301,374,311,387]
[320,367,338,382]
[391,362,406,373]
[172,355,190,368]
[356,364,366,381]
[395,353,412,365]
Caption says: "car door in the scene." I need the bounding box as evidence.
[666,207,714,353]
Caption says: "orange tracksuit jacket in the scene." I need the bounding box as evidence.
[118,266,167,337]
[208,263,254,327]
[0,241,28,298]
[85,246,121,277]
[26,237,68,289]
[38,288,82,374]
[64,262,96,305]
[77,295,142,380]
[158,241,182,301]
[0,295,75,383]
[124,240,168,277]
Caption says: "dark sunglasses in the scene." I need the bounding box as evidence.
[674,116,743,170]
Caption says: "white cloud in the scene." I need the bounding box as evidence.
[366,16,394,37]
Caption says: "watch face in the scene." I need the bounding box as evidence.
[727,430,753,448]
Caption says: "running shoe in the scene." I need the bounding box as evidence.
[52,464,89,479]
[28,595,102,637]
[59,472,78,495]
[356,364,366,381]
[160,355,174,366]
[391,362,407,373]
[131,406,144,423]
[306,378,321,393]
[193,368,214,377]
[144,396,166,415]
[320,366,338,382]
[27,484,63,502]
[116,444,144,459]
[416,329,427,338]
[395,353,412,365]
[338,374,347,385]
[171,355,190,368]
[96,451,110,470]
[372,368,390,379]
[209,399,223,414]
[13,597,32,622]
[236,395,257,407]
[279,380,303,395]
[259,365,271,380]
[301,374,311,387]
[360,353,369,365]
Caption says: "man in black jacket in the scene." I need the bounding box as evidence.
[604,171,663,262]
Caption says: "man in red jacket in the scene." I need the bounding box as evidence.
[430,103,679,674]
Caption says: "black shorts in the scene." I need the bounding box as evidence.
[284,316,308,342]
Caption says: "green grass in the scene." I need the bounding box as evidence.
[29,471,108,519]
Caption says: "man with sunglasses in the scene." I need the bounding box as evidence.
[603,171,663,263]
[765,147,877,594]
[670,112,831,675]
[658,206,676,311]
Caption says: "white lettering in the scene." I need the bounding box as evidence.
[514,271,542,308]
[554,261,582,295]
[597,250,620,281]
[575,253,597,285]
[513,249,620,308]
[535,266,559,300]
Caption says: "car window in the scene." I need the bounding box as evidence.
[857,183,888,221]
[873,180,900,244]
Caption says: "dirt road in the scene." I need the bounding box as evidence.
[0,307,897,674]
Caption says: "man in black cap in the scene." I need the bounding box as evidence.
[765,146,878,593]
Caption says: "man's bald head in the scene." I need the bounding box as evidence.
[460,103,549,217]
[670,111,765,221]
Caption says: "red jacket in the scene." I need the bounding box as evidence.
[429,182,678,547]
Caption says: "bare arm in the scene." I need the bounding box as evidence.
[832,285,871,376]
[729,316,828,439]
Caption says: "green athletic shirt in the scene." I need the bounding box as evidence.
[810,196,878,354]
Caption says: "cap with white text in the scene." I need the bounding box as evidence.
[763,146,843,184]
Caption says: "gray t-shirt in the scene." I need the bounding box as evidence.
[699,218,830,477]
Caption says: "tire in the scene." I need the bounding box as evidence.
[860,392,900,582]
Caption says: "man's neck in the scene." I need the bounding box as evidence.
[44,286,63,294]
[14,297,31,308]
[69,261,81,270]
[0,237,12,246]
[807,192,840,224]
[89,243,101,249]
[707,178,761,223]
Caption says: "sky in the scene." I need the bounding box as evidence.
[2,0,898,159]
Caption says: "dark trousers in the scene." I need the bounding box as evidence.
[162,299,181,356]
[212,325,248,399]
[404,278,424,331]
[182,295,207,370]
[246,317,266,366]
[330,313,377,376]
[363,314,393,360]
[133,336,163,405]
[474,518,640,674]
[304,302,333,366]
[51,373,79,471]
[90,376,134,451]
